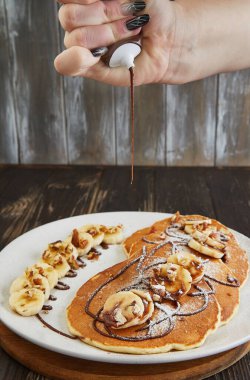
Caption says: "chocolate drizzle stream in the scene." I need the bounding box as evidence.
[129,66,134,185]
[36,314,77,340]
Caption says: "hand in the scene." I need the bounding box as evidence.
[54,0,190,86]
[55,0,250,86]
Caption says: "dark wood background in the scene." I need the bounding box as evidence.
[1,0,250,166]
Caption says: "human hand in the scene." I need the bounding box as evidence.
[54,0,190,86]
[54,0,250,86]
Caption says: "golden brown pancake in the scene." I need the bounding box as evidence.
[123,213,249,287]
[127,241,239,325]
[67,255,220,354]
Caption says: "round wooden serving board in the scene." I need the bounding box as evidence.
[0,323,249,380]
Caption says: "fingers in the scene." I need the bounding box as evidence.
[54,46,130,86]
[54,46,100,76]
[59,1,147,32]
[64,15,149,49]
[59,1,145,31]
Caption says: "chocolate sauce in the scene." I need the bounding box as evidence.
[204,274,240,288]
[100,242,109,250]
[55,281,70,290]
[77,257,86,267]
[129,66,135,185]
[42,305,53,311]
[66,270,77,278]
[85,250,215,342]
[49,295,57,301]
[87,248,102,261]
[36,314,77,340]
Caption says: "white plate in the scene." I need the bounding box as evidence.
[0,212,249,364]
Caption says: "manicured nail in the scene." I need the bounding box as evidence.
[91,47,108,57]
[121,1,146,16]
[126,14,150,31]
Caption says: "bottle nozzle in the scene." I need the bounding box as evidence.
[102,37,141,69]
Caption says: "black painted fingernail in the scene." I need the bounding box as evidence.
[126,14,149,31]
[121,1,146,16]
[91,47,108,57]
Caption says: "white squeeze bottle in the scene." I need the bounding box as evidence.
[102,36,142,69]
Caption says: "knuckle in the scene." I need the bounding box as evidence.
[58,4,77,31]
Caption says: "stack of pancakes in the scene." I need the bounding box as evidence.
[67,213,249,354]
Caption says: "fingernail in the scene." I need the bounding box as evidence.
[91,47,108,57]
[126,14,150,31]
[121,1,146,16]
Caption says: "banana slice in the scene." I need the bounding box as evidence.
[41,248,70,279]
[151,263,192,298]
[10,276,31,294]
[167,253,205,283]
[47,240,79,269]
[9,288,45,316]
[67,230,94,257]
[10,273,50,300]
[184,219,212,226]
[102,225,124,245]
[188,238,224,259]
[25,263,58,290]
[101,290,154,329]
[78,224,104,247]
[185,225,225,251]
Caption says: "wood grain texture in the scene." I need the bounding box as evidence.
[4,1,67,164]
[64,78,116,164]
[166,78,217,166]
[216,70,250,165]
[0,0,18,164]
[116,84,165,165]
[0,166,250,380]
[0,322,249,380]
[1,1,250,166]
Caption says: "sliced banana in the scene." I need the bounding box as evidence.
[101,290,154,329]
[188,238,224,259]
[10,276,31,294]
[25,263,58,290]
[152,263,192,298]
[67,230,94,256]
[9,288,45,316]
[78,224,104,247]
[10,273,50,300]
[185,225,224,249]
[47,240,79,269]
[167,253,205,283]
[41,248,70,279]
[184,219,212,226]
[102,225,124,245]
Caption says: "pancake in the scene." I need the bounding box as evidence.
[123,213,249,287]
[127,239,239,325]
[67,254,221,354]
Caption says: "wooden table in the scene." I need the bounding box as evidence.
[0,165,249,380]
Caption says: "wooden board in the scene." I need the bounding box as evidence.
[0,323,249,380]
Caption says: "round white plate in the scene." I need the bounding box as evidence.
[0,212,249,364]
